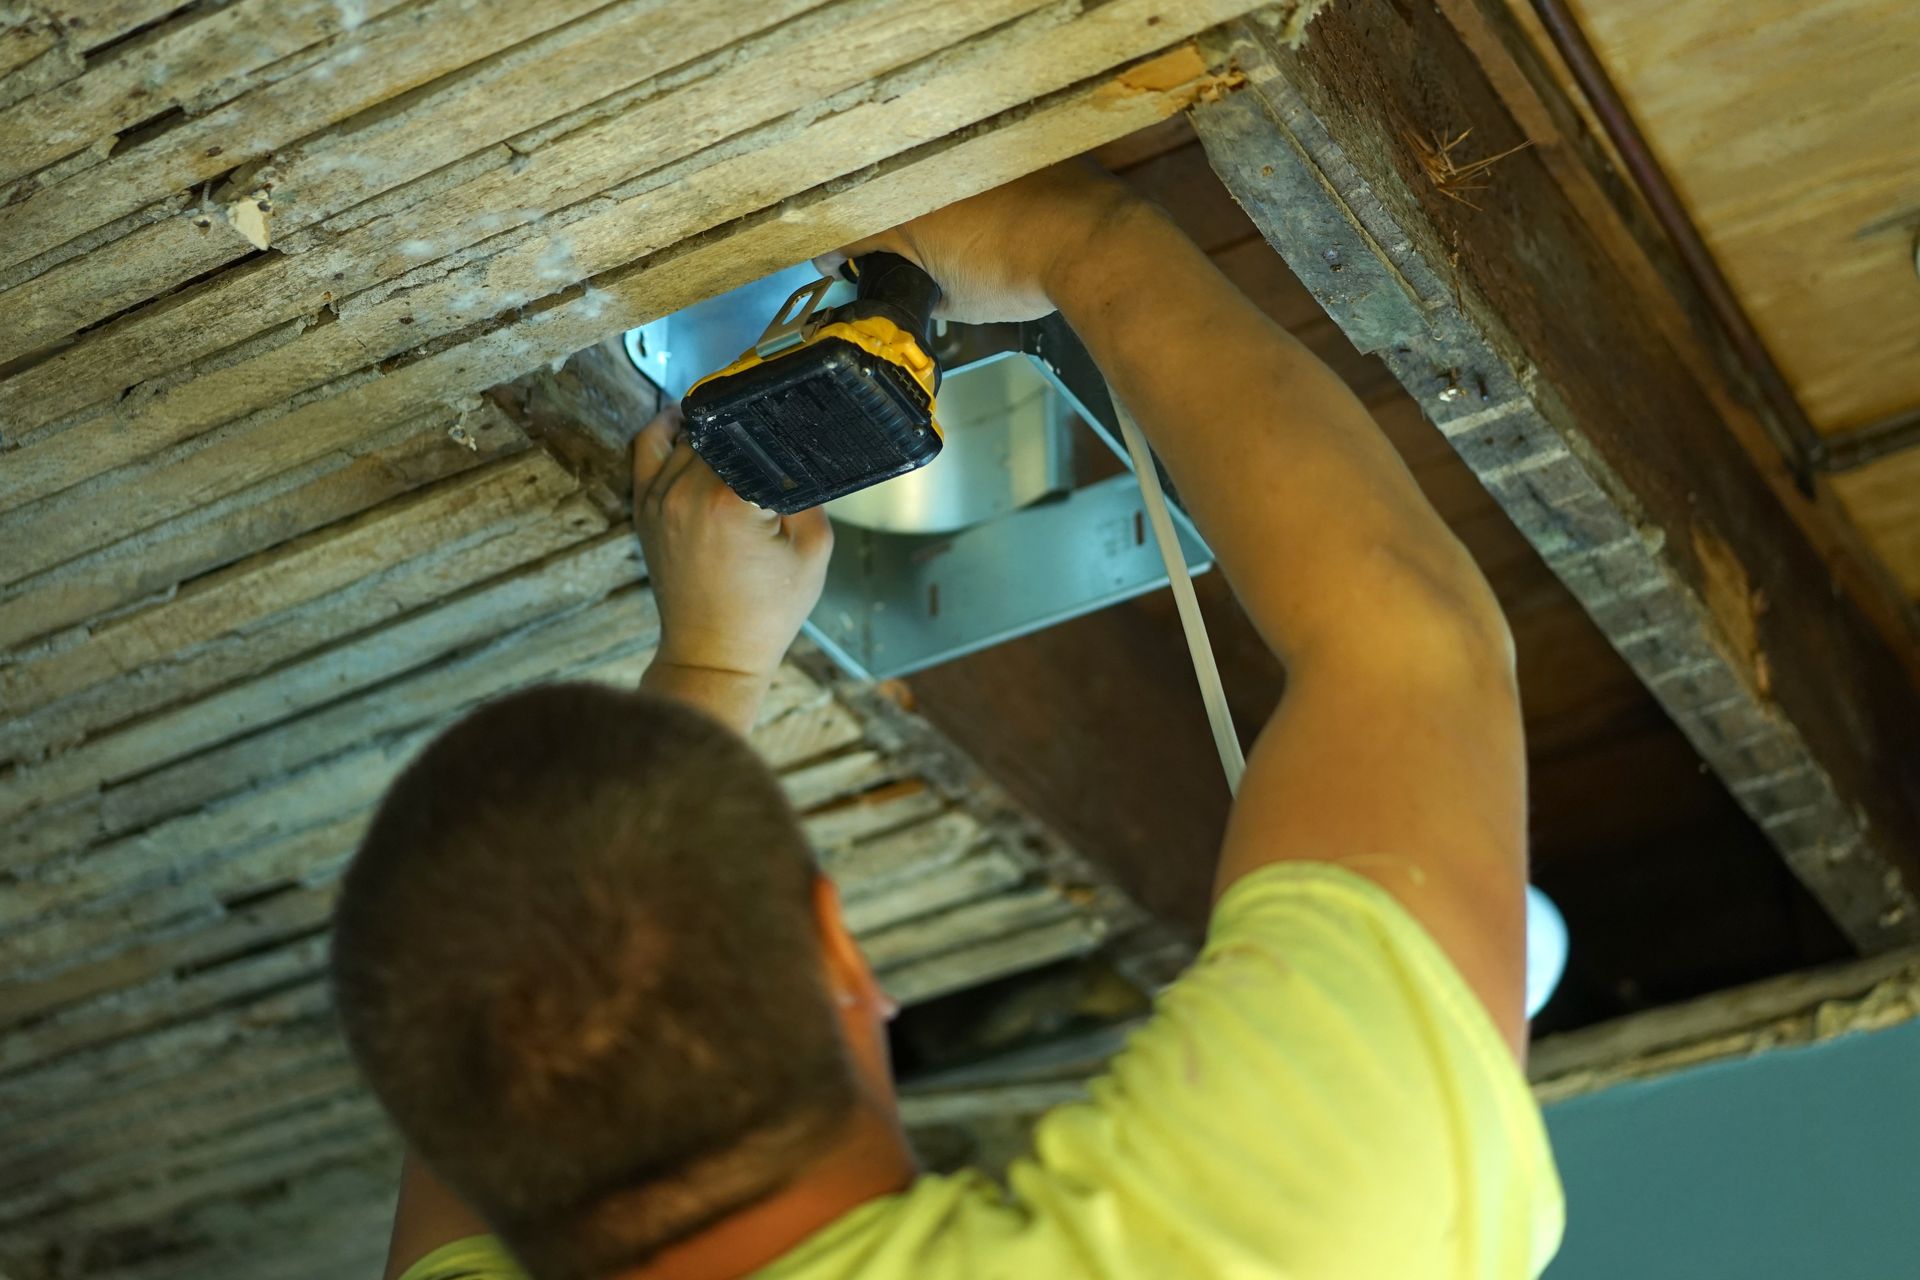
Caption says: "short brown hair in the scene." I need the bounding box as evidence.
[331,684,856,1279]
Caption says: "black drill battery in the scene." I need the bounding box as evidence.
[682,253,944,515]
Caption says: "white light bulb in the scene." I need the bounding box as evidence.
[1525,885,1570,1020]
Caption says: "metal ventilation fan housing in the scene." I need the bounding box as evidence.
[626,263,1212,679]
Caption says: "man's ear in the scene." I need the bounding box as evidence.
[811,875,896,1019]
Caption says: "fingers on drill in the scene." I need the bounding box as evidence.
[787,504,834,552]
[812,229,912,279]
[630,404,683,492]
[646,438,702,512]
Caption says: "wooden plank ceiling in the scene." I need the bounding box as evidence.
[0,0,1897,1273]
[1561,0,1920,435]
[1544,0,1920,602]
[0,3,1259,1276]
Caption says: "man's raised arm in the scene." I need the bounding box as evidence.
[834,166,1529,1055]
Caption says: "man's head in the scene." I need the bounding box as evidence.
[331,683,892,1279]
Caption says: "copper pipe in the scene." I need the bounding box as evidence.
[1529,0,1831,485]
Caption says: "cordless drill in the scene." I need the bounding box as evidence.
[681,253,945,514]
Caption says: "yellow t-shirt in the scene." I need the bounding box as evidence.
[401,863,1565,1280]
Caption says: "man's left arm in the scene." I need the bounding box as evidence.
[631,405,834,735]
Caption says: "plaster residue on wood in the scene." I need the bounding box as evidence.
[1254,0,1334,46]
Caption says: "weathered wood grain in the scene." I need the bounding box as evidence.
[16,497,606,770]
[883,915,1113,1005]
[0,1088,382,1230]
[1,452,585,723]
[0,0,622,283]
[0,980,336,1135]
[79,1179,395,1280]
[0,532,643,826]
[93,593,661,840]
[0,402,529,651]
[0,932,329,1079]
[1833,447,1920,600]
[1557,0,1920,435]
[66,1,193,51]
[2,645,661,1025]
[0,878,337,1029]
[0,760,392,947]
[23,1110,387,1237]
[0,14,61,86]
[0,640,1109,1054]
[0,0,401,189]
[752,695,869,772]
[779,749,898,814]
[1443,0,1920,665]
[0,0,827,359]
[841,849,1029,935]
[802,781,947,852]
[0,0,1060,433]
[4,1029,360,1182]
[820,809,991,890]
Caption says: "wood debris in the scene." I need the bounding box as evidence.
[224,188,273,249]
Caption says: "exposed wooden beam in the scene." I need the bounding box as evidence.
[900,942,1920,1120]
[1188,5,1920,949]
[1530,945,1920,1104]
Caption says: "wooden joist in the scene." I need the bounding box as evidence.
[1188,5,1920,949]
[1530,944,1920,1104]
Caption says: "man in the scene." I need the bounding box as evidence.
[331,164,1565,1280]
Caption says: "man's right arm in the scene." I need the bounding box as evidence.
[1046,194,1530,1056]
[835,167,1528,1055]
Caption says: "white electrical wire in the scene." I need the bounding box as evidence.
[1112,399,1246,796]
[1113,397,1571,1014]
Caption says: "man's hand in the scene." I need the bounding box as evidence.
[631,406,834,733]
[815,162,1143,324]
